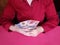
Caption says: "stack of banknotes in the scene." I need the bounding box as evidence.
[15,20,40,30]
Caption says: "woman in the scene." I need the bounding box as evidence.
[0,0,59,37]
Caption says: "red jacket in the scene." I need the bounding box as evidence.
[0,0,59,32]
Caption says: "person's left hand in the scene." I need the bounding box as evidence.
[9,25,32,36]
[29,26,44,37]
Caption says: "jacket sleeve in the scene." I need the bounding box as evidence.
[0,2,15,31]
[41,0,59,32]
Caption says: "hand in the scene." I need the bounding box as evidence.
[29,26,44,37]
[9,25,44,37]
[9,25,19,31]
[9,25,32,36]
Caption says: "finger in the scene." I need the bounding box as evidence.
[9,25,19,31]
[16,29,31,36]
[9,26,15,31]
[29,30,38,37]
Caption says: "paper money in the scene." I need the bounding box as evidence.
[15,20,40,30]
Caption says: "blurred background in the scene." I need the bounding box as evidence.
[54,0,60,19]
[54,0,60,12]
[0,0,60,24]
[0,0,8,15]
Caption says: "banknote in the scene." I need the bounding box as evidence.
[15,20,40,30]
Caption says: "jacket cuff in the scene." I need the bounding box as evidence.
[2,23,12,31]
[41,25,51,32]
